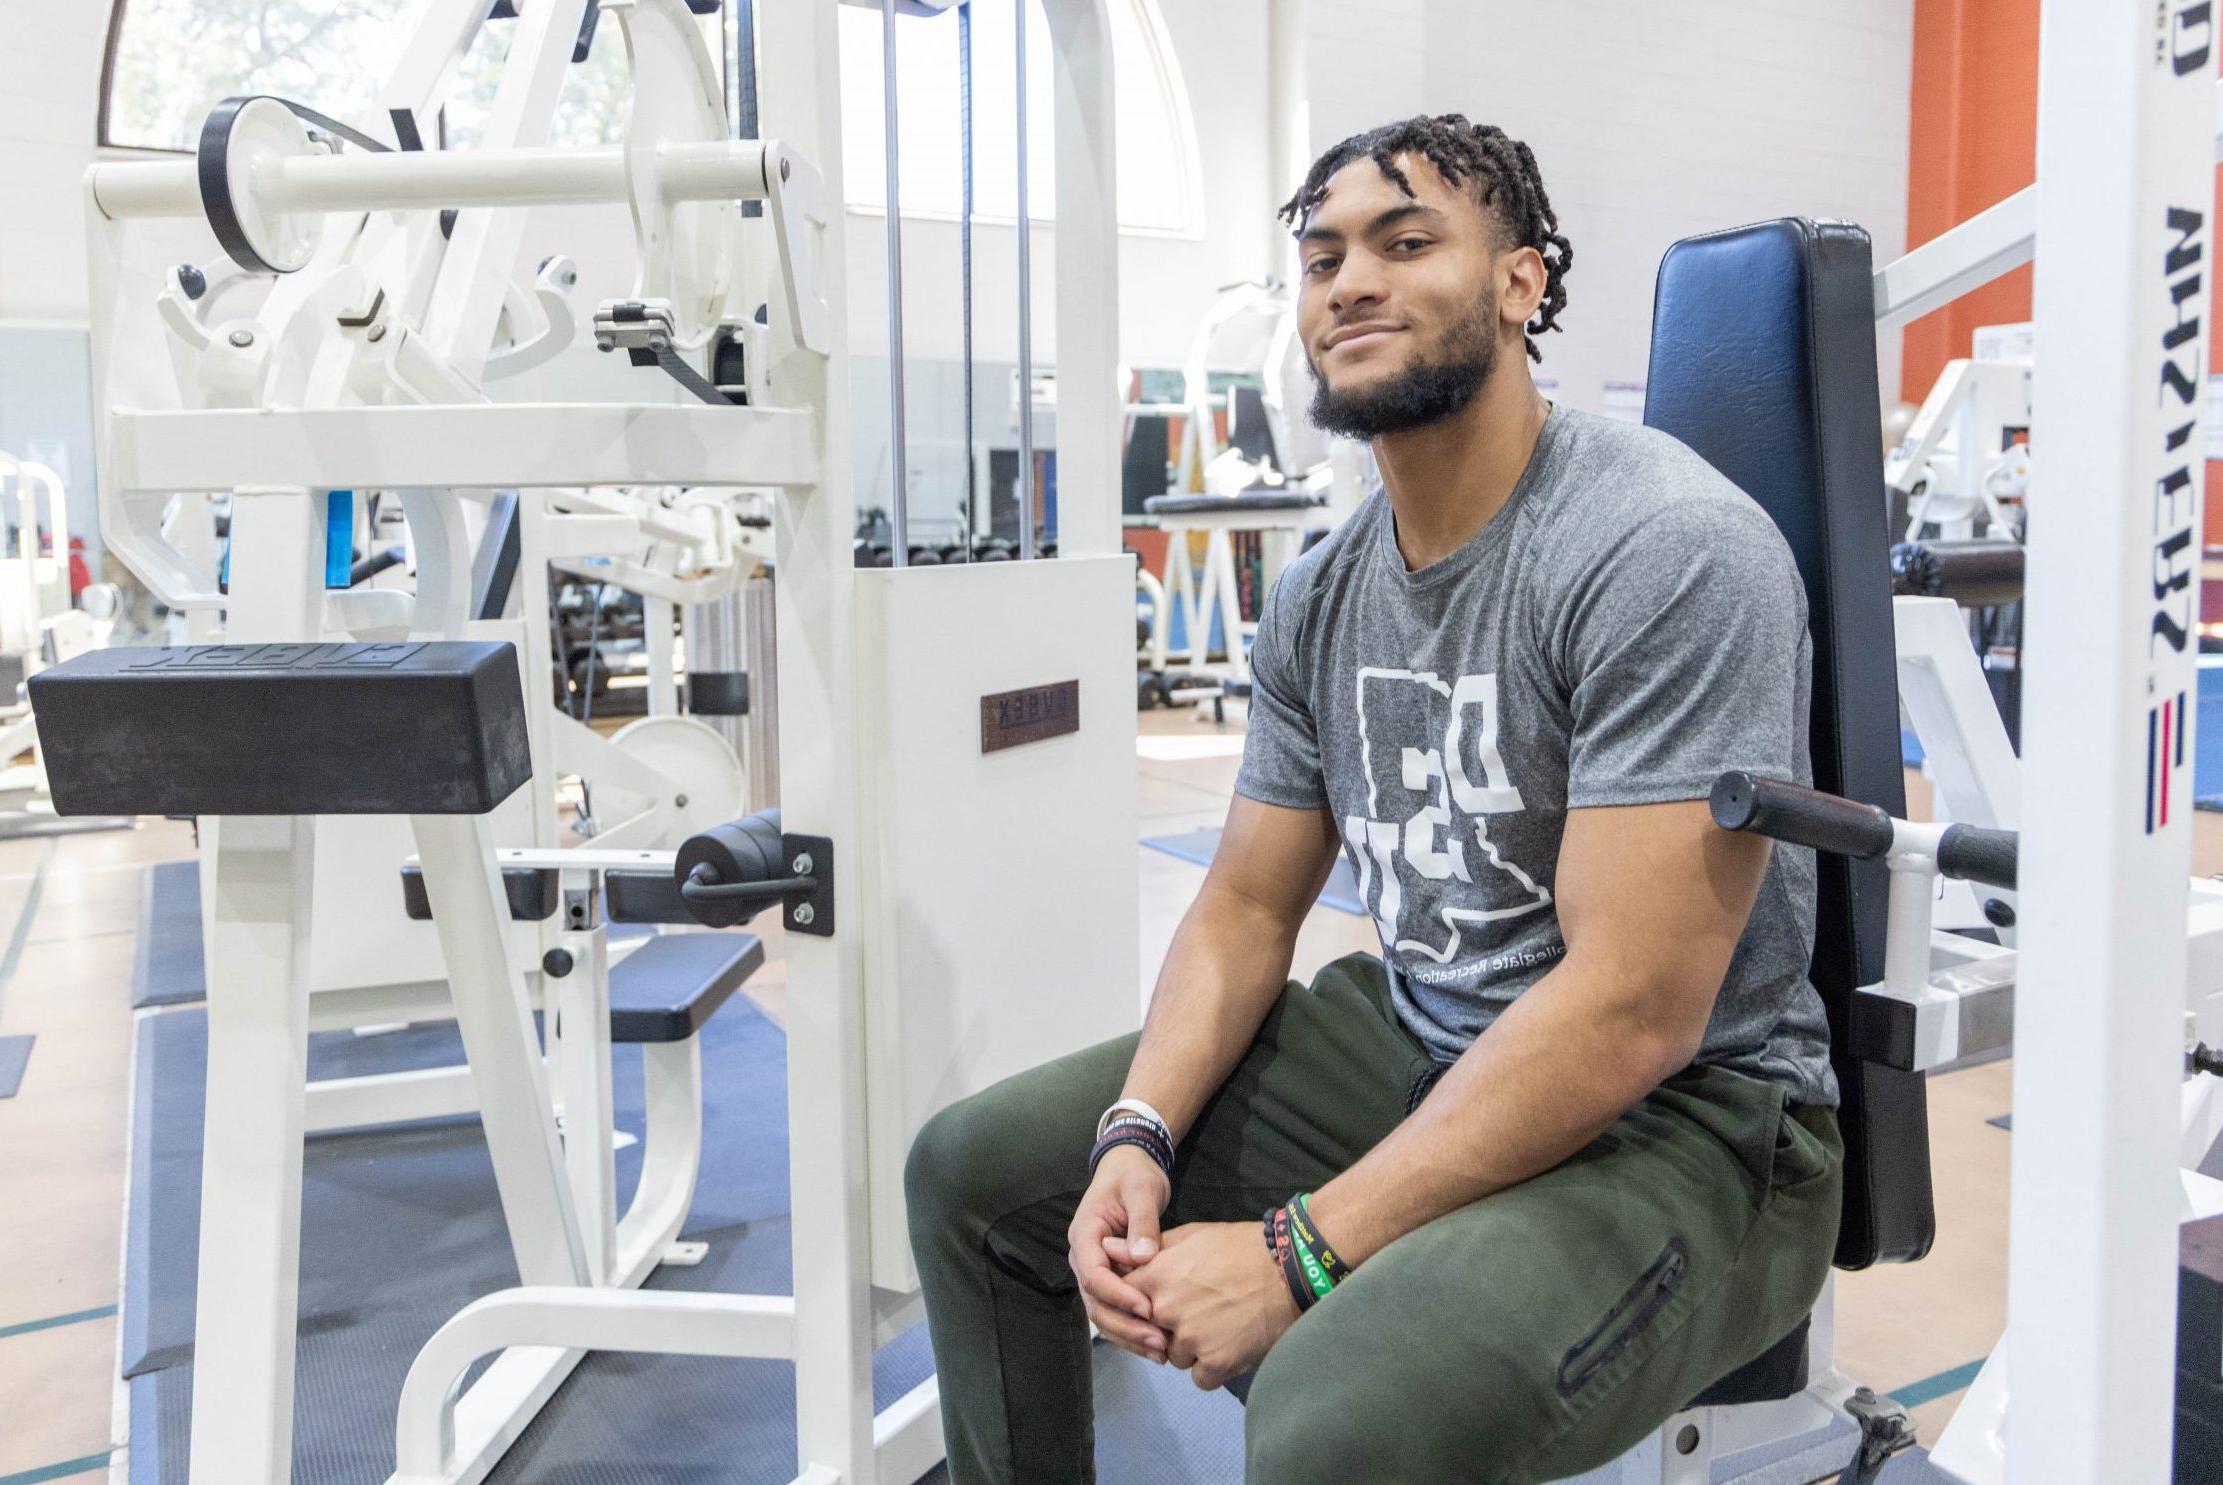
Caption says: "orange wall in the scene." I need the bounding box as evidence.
[1901,0,2223,543]
[1898,0,2039,405]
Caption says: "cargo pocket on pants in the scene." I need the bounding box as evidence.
[1554,1237,1691,1401]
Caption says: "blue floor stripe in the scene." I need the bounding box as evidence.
[1890,1356,1986,1409]
[0,1305,116,1342]
[0,1452,112,1485]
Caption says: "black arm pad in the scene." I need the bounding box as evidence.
[1710,771,1895,860]
[1889,539,2024,606]
[1935,823,2018,890]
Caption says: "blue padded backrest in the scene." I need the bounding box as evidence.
[1644,219,1932,1269]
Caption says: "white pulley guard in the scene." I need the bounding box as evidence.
[618,0,738,347]
[605,714,745,847]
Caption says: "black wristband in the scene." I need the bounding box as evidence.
[1288,1193,1353,1285]
[1093,1115,1174,1171]
[1089,1130,1172,1178]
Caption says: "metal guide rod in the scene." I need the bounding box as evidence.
[1014,0,1036,560]
[883,0,910,566]
[88,139,777,220]
[960,0,977,559]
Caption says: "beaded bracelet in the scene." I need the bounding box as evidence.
[1266,1203,1317,1313]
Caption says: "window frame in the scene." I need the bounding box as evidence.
[840,0,1206,240]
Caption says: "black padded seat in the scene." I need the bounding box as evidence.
[1142,491,1322,516]
[609,931,763,1044]
[1686,1317,1808,1407]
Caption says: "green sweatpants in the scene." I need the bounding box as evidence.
[904,953,1843,1485]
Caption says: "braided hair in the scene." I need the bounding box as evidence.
[1279,115,1573,363]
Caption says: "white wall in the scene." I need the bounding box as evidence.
[1294,0,1915,413]
[0,2,109,322]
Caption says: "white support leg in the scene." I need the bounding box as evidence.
[186,813,318,1485]
[552,924,615,1283]
[391,1288,799,1484]
[2008,4,2214,1481]
[1162,527,1200,667]
[410,812,588,1289]
[186,485,328,1485]
[613,1038,707,1280]
[645,594,678,716]
[760,3,877,1478]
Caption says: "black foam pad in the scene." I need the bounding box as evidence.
[1645,219,1934,1270]
[30,642,532,817]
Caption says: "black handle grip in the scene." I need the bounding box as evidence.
[1935,823,2018,890]
[1889,539,2025,607]
[1709,772,1896,860]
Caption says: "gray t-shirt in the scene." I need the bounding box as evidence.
[1236,405,1836,1106]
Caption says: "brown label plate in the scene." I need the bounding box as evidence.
[981,680,1081,753]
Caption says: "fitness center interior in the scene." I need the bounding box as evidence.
[0,1,2216,1482]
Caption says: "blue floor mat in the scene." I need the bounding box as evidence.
[0,1032,32,1097]
[2197,663,2223,809]
[1141,828,1366,917]
[132,861,204,1009]
[125,974,1247,1482]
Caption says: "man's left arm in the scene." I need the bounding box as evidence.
[1304,796,1771,1266]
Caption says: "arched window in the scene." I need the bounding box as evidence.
[100,0,729,153]
[836,0,1204,238]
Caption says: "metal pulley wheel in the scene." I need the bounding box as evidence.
[607,713,745,847]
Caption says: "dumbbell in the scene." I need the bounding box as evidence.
[908,545,944,566]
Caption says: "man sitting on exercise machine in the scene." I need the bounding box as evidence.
[906,115,1843,1485]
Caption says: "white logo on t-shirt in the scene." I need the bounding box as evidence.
[1343,668,1551,964]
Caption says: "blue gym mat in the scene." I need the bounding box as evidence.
[1140,828,1367,917]
[123,982,1249,1482]
[2197,662,2223,810]
[0,1032,32,1097]
[131,861,203,1009]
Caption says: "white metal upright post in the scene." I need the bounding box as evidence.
[186,488,327,1485]
[1043,0,1118,559]
[2009,3,2212,1479]
[758,3,878,1480]
[1014,0,1036,559]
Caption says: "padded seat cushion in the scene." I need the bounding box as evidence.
[609,931,763,1044]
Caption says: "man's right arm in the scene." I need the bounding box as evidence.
[1121,793,1343,1141]
[1067,792,1339,1362]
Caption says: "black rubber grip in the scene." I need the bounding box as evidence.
[1935,823,2018,890]
[1709,772,1895,860]
[1889,539,2024,607]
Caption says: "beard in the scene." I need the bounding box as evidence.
[1307,294,1498,439]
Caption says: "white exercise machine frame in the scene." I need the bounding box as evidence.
[1859,8,2223,1481]
[83,3,1139,1484]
